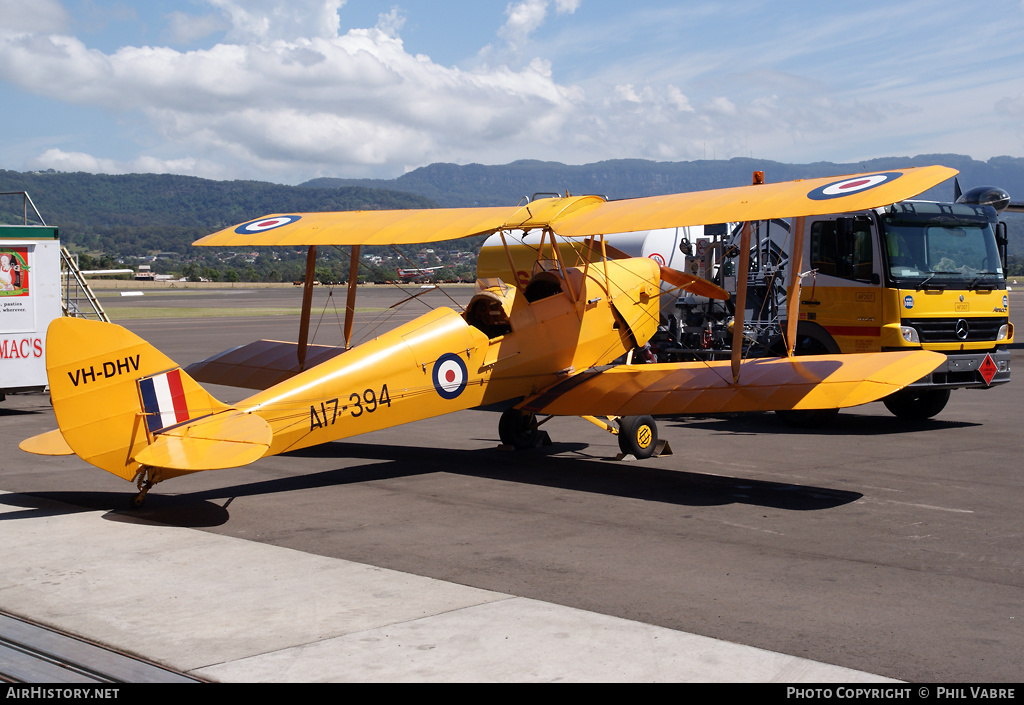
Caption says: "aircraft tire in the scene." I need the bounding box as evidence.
[617,415,658,459]
[498,408,542,449]
[882,388,950,420]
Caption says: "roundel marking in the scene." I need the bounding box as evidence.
[648,252,666,266]
[807,172,902,201]
[433,352,468,400]
[234,215,302,234]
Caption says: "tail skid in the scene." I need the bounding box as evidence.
[23,318,270,481]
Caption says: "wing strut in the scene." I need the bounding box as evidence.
[730,221,752,383]
[297,245,318,370]
[344,245,360,349]
[783,217,807,357]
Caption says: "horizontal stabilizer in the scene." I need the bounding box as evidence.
[134,410,272,471]
[186,340,349,390]
[520,351,945,416]
[19,429,75,456]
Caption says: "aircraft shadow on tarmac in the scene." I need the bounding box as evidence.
[4,439,862,529]
[661,411,978,435]
[0,407,45,419]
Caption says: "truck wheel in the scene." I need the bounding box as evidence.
[882,388,950,420]
[498,408,542,449]
[618,416,658,459]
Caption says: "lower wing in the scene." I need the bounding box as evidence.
[519,351,944,416]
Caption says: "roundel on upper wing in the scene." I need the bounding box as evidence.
[234,215,302,234]
[807,172,903,201]
[433,353,468,400]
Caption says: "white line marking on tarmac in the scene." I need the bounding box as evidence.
[858,497,974,514]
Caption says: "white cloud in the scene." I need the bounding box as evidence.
[496,0,580,55]
[500,1,550,50]
[3,1,1023,182]
[375,8,406,39]
[707,97,737,116]
[666,86,694,113]
[0,0,70,33]
[996,92,1024,119]
[207,0,345,42]
[0,12,583,180]
[26,148,215,178]
[165,12,229,44]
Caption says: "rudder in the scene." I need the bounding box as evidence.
[43,317,231,480]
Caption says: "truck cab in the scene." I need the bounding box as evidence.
[789,198,1012,417]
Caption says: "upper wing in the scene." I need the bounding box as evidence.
[519,350,945,416]
[196,166,957,247]
[195,206,519,247]
[547,166,957,237]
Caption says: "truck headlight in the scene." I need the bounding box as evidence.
[997,324,1008,341]
[900,325,919,343]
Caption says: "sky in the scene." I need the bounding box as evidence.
[1,0,1023,185]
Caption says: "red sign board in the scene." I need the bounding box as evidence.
[979,354,998,386]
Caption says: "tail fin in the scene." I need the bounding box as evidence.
[41,317,235,480]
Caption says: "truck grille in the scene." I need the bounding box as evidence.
[902,317,1005,343]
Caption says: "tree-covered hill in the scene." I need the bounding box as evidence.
[0,170,435,256]
[2,155,1022,278]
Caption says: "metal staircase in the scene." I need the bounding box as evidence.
[61,246,109,321]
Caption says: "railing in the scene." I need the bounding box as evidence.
[60,247,109,321]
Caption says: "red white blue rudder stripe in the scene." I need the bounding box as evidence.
[139,369,190,434]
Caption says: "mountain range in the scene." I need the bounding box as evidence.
[2,155,1022,261]
[301,154,1024,207]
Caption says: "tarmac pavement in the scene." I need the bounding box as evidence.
[1,284,1021,683]
[0,489,895,683]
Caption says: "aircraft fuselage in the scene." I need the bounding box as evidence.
[240,257,662,456]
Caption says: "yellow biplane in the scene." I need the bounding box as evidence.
[21,167,955,506]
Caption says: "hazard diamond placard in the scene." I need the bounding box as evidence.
[979,353,998,386]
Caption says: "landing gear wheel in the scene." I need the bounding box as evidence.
[882,388,950,419]
[617,415,658,459]
[498,408,542,449]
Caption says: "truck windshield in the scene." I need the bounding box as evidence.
[880,202,1003,289]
